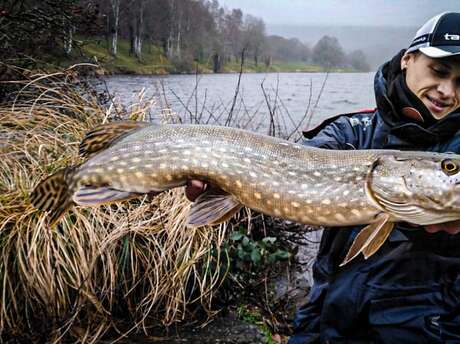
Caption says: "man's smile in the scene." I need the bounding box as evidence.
[425,94,453,115]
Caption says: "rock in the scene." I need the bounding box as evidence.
[109,313,267,343]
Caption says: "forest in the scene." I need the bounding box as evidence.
[0,0,371,73]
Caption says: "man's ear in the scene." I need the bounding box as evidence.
[401,53,411,70]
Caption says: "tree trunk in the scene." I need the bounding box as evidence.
[110,0,120,56]
[111,32,118,56]
[129,23,135,56]
[176,20,181,58]
[213,53,221,73]
[254,47,259,67]
[265,55,272,68]
[166,0,175,58]
[134,1,144,61]
[62,14,73,55]
[64,25,73,55]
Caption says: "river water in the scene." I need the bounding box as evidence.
[104,72,375,138]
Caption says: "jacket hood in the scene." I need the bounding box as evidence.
[374,53,460,144]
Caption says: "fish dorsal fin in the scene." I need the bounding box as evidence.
[340,213,393,266]
[187,188,243,227]
[79,121,150,158]
[30,167,77,227]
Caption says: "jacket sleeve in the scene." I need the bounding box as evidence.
[302,116,357,150]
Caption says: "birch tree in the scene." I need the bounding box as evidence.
[128,0,146,60]
[133,0,145,60]
[109,0,121,56]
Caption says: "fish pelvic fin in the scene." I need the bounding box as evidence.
[79,121,150,158]
[187,188,242,227]
[30,167,77,227]
[340,213,393,267]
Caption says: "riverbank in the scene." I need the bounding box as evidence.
[1,66,318,343]
[69,38,356,75]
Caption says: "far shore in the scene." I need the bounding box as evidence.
[53,38,370,76]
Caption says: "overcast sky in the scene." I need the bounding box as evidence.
[218,0,460,27]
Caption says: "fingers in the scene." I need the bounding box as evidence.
[185,180,208,202]
[425,222,460,234]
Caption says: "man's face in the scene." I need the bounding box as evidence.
[402,52,460,119]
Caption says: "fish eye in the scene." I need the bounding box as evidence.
[441,159,459,175]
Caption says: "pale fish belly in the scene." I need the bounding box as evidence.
[76,125,382,227]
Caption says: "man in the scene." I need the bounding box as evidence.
[187,12,460,343]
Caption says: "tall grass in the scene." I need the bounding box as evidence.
[0,67,233,342]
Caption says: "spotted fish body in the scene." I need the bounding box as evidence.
[31,122,460,264]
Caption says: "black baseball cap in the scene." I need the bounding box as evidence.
[407,12,460,58]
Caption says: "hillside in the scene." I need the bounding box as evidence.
[268,24,417,69]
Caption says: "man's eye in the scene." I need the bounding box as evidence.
[431,67,448,77]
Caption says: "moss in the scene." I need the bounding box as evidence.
[237,305,283,344]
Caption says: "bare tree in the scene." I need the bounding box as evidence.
[224,9,243,62]
[109,0,121,56]
[132,0,146,60]
[242,14,266,66]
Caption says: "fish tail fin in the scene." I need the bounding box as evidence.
[30,167,77,227]
[79,121,150,158]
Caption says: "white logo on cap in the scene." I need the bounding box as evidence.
[445,33,460,41]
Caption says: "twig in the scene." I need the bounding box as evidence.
[260,79,275,136]
[286,80,311,140]
[304,72,329,133]
[226,48,246,126]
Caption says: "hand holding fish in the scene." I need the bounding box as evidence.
[425,221,460,234]
[30,121,460,266]
[185,180,208,202]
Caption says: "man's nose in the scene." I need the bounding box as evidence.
[438,79,456,98]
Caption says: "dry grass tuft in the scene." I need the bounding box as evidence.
[0,68,229,342]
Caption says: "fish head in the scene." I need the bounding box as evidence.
[369,153,460,224]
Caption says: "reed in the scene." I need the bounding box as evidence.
[0,67,233,342]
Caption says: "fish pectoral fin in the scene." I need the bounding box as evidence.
[361,221,394,259]
[187,189,242,227]
[340,213,393,267]
[73,186,143,206]
[79,121,149,158]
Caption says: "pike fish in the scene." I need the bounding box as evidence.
[30,121,460,265]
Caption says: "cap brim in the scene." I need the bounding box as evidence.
[419,46,460,58]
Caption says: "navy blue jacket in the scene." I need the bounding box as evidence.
[289,64,460,343]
